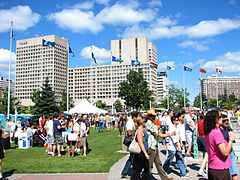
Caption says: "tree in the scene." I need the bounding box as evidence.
[114,99,122,112]
[119,69,153,111]
[160,84,190,110]
[31,77,59,117]
[193,93,208,109]
[208,98,217,107]
[59,89,74,112]
[95,100,108,110]
[0,88,20,115]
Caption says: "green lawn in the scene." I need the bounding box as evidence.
[3,128,127,173]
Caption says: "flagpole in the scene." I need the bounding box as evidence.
[199,64,202,110]
[90,46,93,104]
[67,47,69,112]
[7,21,13,119]
[41,34,43,87]
[150,63,152,109]
[166,62,170,110]
[111,52,114,114]
[216,72,219,107]
[183,64,186,109]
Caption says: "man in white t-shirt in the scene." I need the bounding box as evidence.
[163,116,189,178]
[46,117,54,155]
[79,120,87,156]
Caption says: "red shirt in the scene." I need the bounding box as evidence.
[198,119,204,138]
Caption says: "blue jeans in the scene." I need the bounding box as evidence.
[229,149,238,176]
[163,150,186,177]
[161,125,167,145]
[121,153,134,176]
[98,122,104,132]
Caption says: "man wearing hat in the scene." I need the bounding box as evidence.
[145,109,173,180]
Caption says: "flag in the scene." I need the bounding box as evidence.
[11,30,15,40]
[167,65,174,70]
[69,47,75,57]
[112,56,117,62]
[184,66,192,72]
[42,39,55,48]
[116,58,123,63]
[131,60,140,66]
[35,35,39,37]
[200,68,206,73]
[150,62,158,68]
[216,68,222,74]
[92,52,97,64]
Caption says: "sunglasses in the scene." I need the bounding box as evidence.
[222,119,229,123]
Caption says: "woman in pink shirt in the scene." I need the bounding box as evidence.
[204,110,236,180]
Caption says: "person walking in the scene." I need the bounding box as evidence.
[184,108,195,156]
[204,110,236,180]
[131,116,152,180]
[145,109,173,180]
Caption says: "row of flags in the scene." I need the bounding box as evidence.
[167,65,223,74]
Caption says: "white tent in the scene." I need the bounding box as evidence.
[66,98,108,114]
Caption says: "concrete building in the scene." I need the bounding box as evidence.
[15,35,69,106]
[201,74,240,99]
[69,37,158,107]
[0,77,15,97]
[157,72,168,103]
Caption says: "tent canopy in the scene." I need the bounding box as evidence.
[66,98,108,114]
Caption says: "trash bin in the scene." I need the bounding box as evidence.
[18,132,32,149]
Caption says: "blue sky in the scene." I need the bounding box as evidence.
[0,0,240,104]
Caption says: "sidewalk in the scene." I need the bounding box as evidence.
[108,144,240,180]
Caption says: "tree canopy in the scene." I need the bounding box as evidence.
[119,69,153,111]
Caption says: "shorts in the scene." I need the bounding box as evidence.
[106,122,110,128]
[208,168,231,180]
[47,134,54,144]
[197,137,207,152]
[79,137,86,146]
[185,131,193,145]
[67,140,76,146]
[54,135,64,145]
[229,150,238,176]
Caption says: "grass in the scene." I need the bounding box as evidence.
[3,128,127,174]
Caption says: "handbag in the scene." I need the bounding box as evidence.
[128,130,141,154]
[68,133,78,141]
[123,134,132,147]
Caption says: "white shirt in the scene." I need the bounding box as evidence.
[80,122,87,137]
[160,116,167,126]
[165,116,174,130]
[126,119,135,131]
[73,122,80,134]
[177,123,186,142]
[168,125,180,151]
[47,120,53,135]
[184,114,195,132]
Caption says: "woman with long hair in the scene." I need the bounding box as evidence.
[204,110,236,180]
[131,116,151,180]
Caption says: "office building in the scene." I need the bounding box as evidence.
[69,37,158,107]
[0,77,15,98]
[15,35,69,106]
[157,72,168,103]
[201,75,240,99]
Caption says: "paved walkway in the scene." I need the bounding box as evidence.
[5,144,240,180]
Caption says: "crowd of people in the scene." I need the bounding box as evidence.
[1,107,239,179]
[120,108,239,180]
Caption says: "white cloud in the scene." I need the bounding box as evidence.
[178,40,209,51]
[96,4,155,26]
[0,6,40,33]
[230,0,236,4]
[73,2,94,10]
[148,0,162,8]
[0,49,16,75]
[120,18,240,40]
[80,45,111,64]
[48,9,103,34]
[157,61,175,72]
[203,51,240,73]
[184,62,195,68]
[169,80,180,88]
[95,0,111,5]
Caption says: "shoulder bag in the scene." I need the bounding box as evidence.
[128,130,141,154]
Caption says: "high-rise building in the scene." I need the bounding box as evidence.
[69,37,158,107]
[201,75,240,99]
[0,77,15,97]
[15,35,69,106]
[157,72,168,103]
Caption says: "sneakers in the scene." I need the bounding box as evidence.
[197,169,207,177]
[77,148,80,152]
